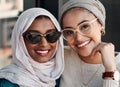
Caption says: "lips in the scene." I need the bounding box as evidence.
[77,40,91,48]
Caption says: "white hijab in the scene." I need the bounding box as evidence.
[0,8,64,87]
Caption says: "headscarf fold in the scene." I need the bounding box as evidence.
[60,0,106,27]
[0,8,64,87]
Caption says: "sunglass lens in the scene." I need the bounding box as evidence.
[46,31,61,43]
[23,30,61,44]
[27,34,41,44]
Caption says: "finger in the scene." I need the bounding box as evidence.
[91,43,101,56]
[91,42,107,56]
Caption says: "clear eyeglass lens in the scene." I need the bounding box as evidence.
[62,29,75,41]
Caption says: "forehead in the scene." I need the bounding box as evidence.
[63,7,93,19]
[27,17,56,33]
[62,8,95,26]
[66,7,89,14]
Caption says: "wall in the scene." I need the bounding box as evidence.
[100,0,120,51]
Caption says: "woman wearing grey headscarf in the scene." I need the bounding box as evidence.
[0,8,64,87]
[59,0,120,87]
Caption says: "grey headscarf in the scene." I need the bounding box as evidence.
[60,0,106,27]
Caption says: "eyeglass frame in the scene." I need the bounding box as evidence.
[61,18,98,41]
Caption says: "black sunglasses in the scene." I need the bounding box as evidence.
[23,30,61,44]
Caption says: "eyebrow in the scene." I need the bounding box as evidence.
[25,30,39,33]
[77,20,89,26]
[63,20,89,29]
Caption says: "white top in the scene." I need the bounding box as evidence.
[60,46,120,87]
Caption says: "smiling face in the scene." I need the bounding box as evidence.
[62,8,103,58]
[24,16,58,63]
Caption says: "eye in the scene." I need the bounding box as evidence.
[63,30,74,36]
[79,23,91,31]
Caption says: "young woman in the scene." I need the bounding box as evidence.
[59,0,120,87]
[0,8,64,87]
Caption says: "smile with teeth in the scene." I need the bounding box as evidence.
[36,50,49,56]
[77,40,90,47]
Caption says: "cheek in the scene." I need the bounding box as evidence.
[90,30,102,44]
[66,40,75,49]
[51,43,57,52]
[48,43,58,59]
[24,39,34,55]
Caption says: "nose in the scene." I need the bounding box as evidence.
[39,37,49,46]
[75,31,85,41]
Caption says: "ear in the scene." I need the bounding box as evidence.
[101,26,105,36]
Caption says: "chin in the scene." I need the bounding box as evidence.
[37,59,49,63]
[79,53,90,58]
[78,49,92,57]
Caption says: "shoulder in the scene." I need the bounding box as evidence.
[115,52,120,62]
[64,46,80,65]
[64,46,74,56]
[64,46,78,58]
[115,52,120,71]
[0,78,19,87]
[64,46,71,51]
[64,46,73,60]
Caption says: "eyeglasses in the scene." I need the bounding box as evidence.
[61,18,97,41]
[23,30,61,44]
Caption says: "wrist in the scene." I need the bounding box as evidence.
[105,66,116,72]
[102,70,120,81]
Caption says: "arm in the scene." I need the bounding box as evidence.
[92,42,120,87]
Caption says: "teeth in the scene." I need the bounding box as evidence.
[37,50,48,54]
[78,40,90,47]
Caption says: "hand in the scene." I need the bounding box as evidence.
[92,42,116,72]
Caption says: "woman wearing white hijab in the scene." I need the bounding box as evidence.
[0,8,64,87]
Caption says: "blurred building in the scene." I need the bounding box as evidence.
[0,0,24,68]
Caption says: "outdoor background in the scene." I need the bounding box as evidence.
[0,0,120,68]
